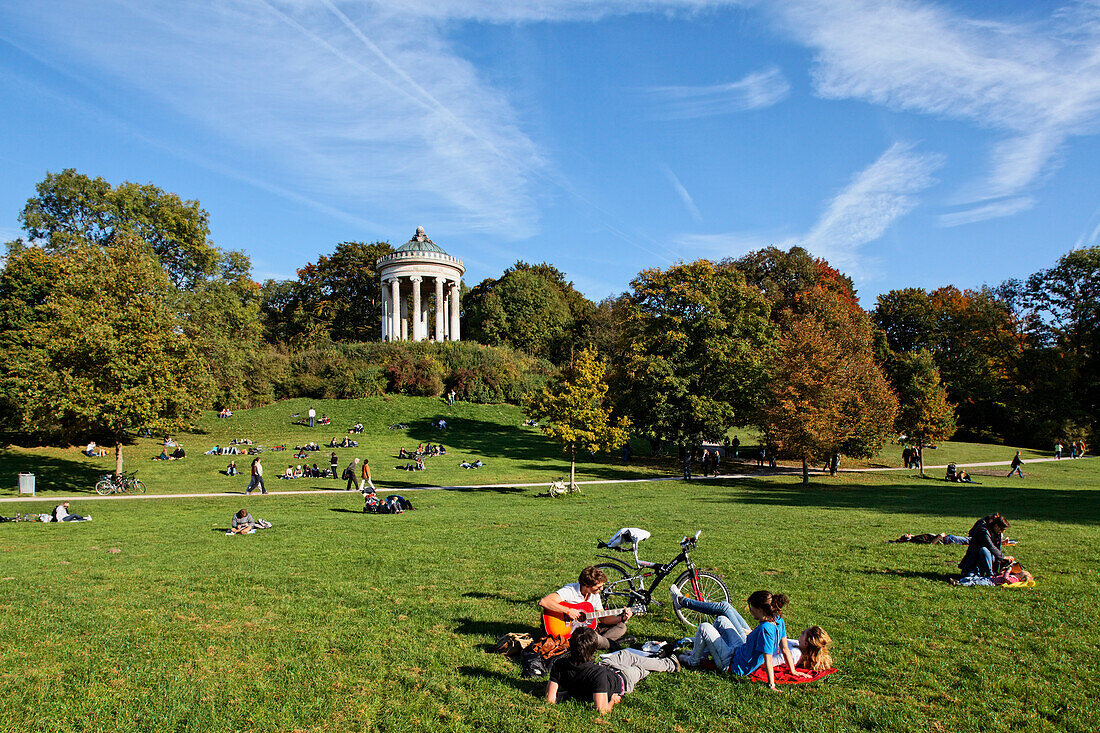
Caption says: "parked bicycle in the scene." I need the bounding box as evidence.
[94,471,145,496]
[595,529,729,628]
[388,423,409,430]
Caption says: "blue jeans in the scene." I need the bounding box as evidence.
[943,535,969,544]
[1008,466,1023,477]
[975,547,994,575]
[680,597,752,670]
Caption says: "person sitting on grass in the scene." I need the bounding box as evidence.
[958,514,1015,579]
[170,446,186,460]
[768,626,833,672]
[230,509,257,534]
[459,459,483,469]
[53,502,91,522]
[206,446,222,456]
[670,586,810,690]
[218,408,232,418]
[280,465,295,479]
[544,626,679,714]
[154,447,169,460]
[84,441,98,457]
[349,422,364,434]
[227,460,238,476]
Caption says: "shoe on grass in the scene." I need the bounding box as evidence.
[677,653,696,668]
[669,583,684,610]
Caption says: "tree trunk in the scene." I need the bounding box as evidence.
[802,457,809,485]
[917,443,925,478]
[829,454,838,476]
[569,446,577,491]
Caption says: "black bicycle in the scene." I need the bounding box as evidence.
[94,470,145,495]
[595,530,730,628]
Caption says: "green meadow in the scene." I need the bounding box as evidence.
[1,398,1097,732]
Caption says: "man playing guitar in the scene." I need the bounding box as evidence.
[539,566,634,649]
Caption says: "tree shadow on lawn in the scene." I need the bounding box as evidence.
[462,591,543,605]
[457,665,542,695]
[709,478,1100,526]
[0,451,106,496]
[403,418,662,479]
[453,617,538,640]
[857,568,957,584]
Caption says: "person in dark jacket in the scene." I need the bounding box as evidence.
[958,514,1014,577]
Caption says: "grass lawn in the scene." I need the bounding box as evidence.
[1,449,1097,732]
[0,396,1058,500]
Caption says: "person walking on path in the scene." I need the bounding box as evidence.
[246,457,266,495]
[345,458,360,491]
[307,406,316,428]
[1007,451,1024,478]
[1054,442,1062,459]
[682,451,692,481]
[330,451,339,479]
[360,458,375,492]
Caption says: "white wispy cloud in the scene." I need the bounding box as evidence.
[644,67,790,119]
[676,142,943,275]
[939,197,1036,228]
[0,0,748,242]
[770,0,1100,217]
[799,143,944,271]
[661,165,703,222]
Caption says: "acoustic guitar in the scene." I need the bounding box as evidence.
[542,601,646,639]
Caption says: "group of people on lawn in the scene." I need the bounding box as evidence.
[538,566,832,712]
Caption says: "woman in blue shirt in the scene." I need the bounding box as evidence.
[671,587,809,689]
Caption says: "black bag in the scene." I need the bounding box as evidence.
[341,466,353,481]
[520,649,550,678]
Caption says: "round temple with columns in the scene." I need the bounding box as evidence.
[376,227,464,342]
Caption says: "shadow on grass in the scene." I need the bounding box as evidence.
[462,591,543,605]
[456,665,542,695]
[447,485,527,494]
[329,508,364,514]
[711,478,1100,526]
[0,451,108,496]
[857,569,957,583]
[402,417,671,481]
[453,617,536,639]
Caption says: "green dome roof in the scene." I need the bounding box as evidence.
[395,227,448,255]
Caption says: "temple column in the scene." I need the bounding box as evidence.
[382,285,390,340]
[449,281,461,342]
[389,278,401,341]
[400,290,408,340]
[434,276,445,341]
[410,276,423,341]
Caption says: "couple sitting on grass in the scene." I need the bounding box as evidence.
[545,580,832,712]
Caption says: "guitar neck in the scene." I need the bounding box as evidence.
[579,607,629,622]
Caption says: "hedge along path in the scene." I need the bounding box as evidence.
[2,455,1084,503]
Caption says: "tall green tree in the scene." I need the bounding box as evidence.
[526,347,629,490]
[891,349,957,476]
[621,260,774,451]
[19,169,220,289]
[0,237,213,441]
[259,241,394,346]
[463,261,594,362]
[1020,246,1100,439]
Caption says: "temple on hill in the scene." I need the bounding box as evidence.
[376,226,465,341]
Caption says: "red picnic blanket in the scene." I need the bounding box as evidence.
[748,665,838,684]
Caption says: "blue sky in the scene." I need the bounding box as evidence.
[3,1,1100,306]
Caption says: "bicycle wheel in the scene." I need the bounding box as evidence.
[672,570,731,629]
[94,479,114,496]
[131,479,147,494]
[594,563,639,609]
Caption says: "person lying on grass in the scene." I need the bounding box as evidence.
[544,626,678,714]
[890,533,969,544]
[671,586,810,690]
[768,625,833,671]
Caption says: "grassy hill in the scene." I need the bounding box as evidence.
[0,396,1058,499]
[1,456,1097,732]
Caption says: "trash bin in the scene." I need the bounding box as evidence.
[18,473,35,496]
